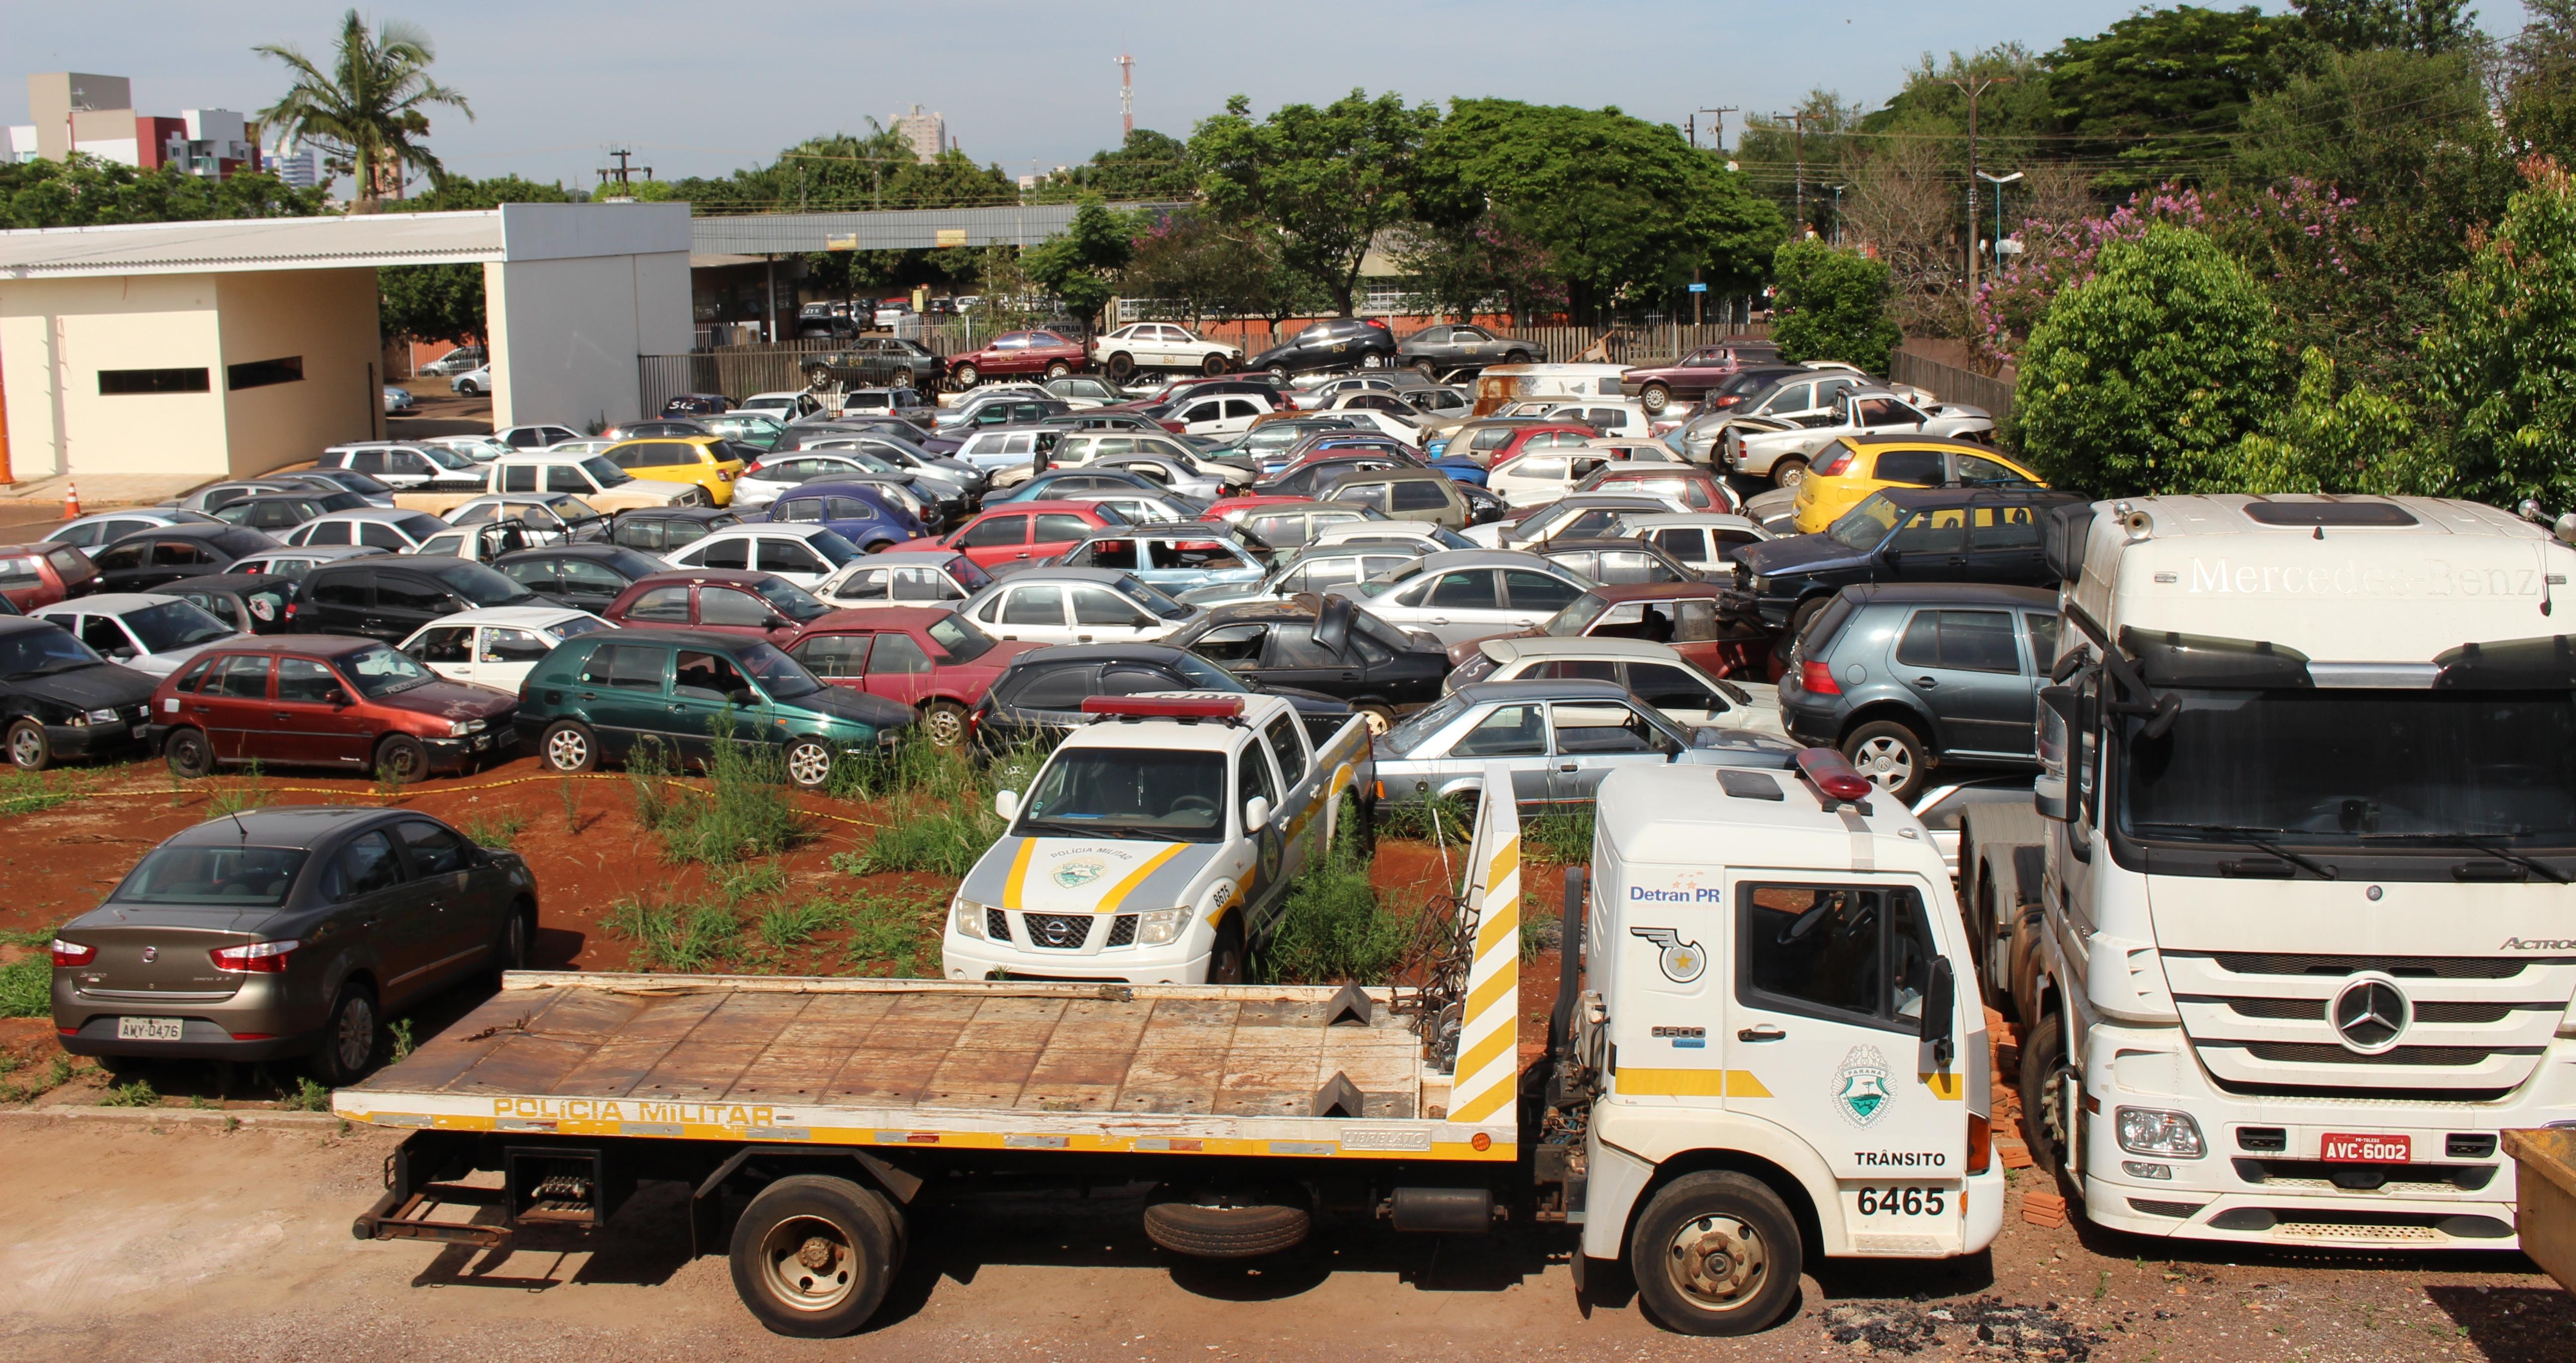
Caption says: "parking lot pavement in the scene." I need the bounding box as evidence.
[0,1115,2564,1363]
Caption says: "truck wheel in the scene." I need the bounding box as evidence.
[2020,1011,2081,1203]
[1207,916,1246,985]
[1143,1185,1310,1258]
[5,719,51,772]
[1629,1171,1802,1336]
[541,721,597,773]
[730,1175,901,1338]
[1639,383,1672,415]
[164,726,214,780]
[309,981,379,1087]
[1842,721,1928,801]
[1770,457,1809,489]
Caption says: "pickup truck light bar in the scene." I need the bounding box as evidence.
[1794,746,1876,804]
[1079,696,1246,723]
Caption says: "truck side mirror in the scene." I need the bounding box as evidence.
[993,789,1019,822]
[2034,684,2077,821]
[1918,957,1956,1070]
[1243,795,1273,831]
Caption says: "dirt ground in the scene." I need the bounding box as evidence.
[0,754,2569,1360]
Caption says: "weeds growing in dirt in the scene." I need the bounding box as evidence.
[838,893,939,977]
[755,899,846,954]
[720,861,789,903]
[627,737,679,831]
[0,769,82,817]
[605,897,741,972]
[100,1077,160,1108]
[206,760,273,819]
[1378,793,1476,848]
[389,1019,416,1063]
[1523,809,1595,866]
[837,797,999,878]
[283,1077,331,1111]
[652,726,806,866]
[0,930,52,1018]
[557,776,583,833]
[1260,846,1407,985]
[461,808,529,849]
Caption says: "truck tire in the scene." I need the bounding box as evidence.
[2008,909,2047,1027]
[1207,916,1246,985]
[730,1175,902,1338]
[1143,1185,1310,1258]
[1628,1171,1802,1336]
[2019,1011,2080,1204]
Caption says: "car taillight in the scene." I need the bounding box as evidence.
[50,939,95,968]
[1799,659,1841,696]
[1968,1112,1993,1174]
[209,939,301,973]
[283,600,297,621]
[1813,447,1855,478]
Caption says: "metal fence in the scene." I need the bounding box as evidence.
[1890,348,2016,421]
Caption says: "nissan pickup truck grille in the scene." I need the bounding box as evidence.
[1020,913,1094,950]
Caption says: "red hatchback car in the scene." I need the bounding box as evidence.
[946,330,1088,388]
[598,569,833,647]
[1479,423,1600,469]
[780,607,1039,748]
[152,636,518,782]
[0,542,102,610]
[895,500,1127,570]
[1575,463,1742,512]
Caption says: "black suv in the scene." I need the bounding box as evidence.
[1727,486,2087,638]
[973,643,1350,754]
[492,545,671,614]
[291,558,540,643]
[1244,317,1398,378]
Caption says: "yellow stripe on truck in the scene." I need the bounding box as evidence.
[1615,1067,1773,1098]
[1097,844,1187,913]
[1002,839,1037,911]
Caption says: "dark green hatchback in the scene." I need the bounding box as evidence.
[517,628,914,788]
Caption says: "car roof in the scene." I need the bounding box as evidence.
[1537,537,1681,555]
[566,626,751,650]
[161,804,408,847]
[1481,636,1693,664]
[1320,466,1445,483]
[1451,678,1632,704]
[1410,549,1557,571]
[415,605,599,628]
[839,550,964,568]
[1620,512,1763,530]
[1581,581,1723,601]
[195,634,382,658]
[613,506,735,523]
[1844,582,2059,609]
[973,566,1136,587]
[626,568,777,588]
[104,523,259,542]
[496,451,612,465]
[238,544,382,560]
[975,500,1109,516]
[996,641,1192,668]
[1873,486,2085,510]
[36,592,179,613]
[494,544,641,562]
[306,508,438,523]
[699,522,835,541]
[797,606,954,633]
[1841,434,2014,453]
[174,572,283,593]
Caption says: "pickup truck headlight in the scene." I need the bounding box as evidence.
[2115,1106,2206,1158]
[1136,906,1194,946]
[952,899,990,940]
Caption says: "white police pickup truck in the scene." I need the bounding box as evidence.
[943,693,1375,983]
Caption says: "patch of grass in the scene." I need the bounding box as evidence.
[461,808,529,849]
[558,775,583,832]
[1519,895,1553,963]
[283,1077,331,1111]
[838,796,1002,878]
[100,1077,160,1108]
[0,953,49,1019]
[720,861,789,904]
[1260,847,1408,985]
[206,759,273,819]
[839,893,940,977]
[603,897,741,973]
[626,736,680,831]
[1378,793,1476,847]
[656,730,806,866]
[0,768,82,817]
[1523,809,1594,865]
[755,898,847,954]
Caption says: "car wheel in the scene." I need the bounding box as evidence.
[921,701,970,750]
[163,726,213,780]
[1627,1171,1803,1336]
[729,1175,902,1338]
[374,733,430,785]
[889,368,914,390]
[1201,353,1229,376]
[1786,595,1832,644]
[464,380,483,397]
[1640,383,1672,415]
[309,981,379,1087]
[1266,365,1289,382]
[1355,703,1396,736]
[952,361,979,388]
[1106,352,1136,382]
[1771,456,1810,489]
[490,903,531,981]
[804,364,833,389]
[5,719,52,772]
[784,737,835,790]
[1044,360,1072,380]
[1207,915,1246,985]
[1502,349,1530,365]
[541,720,597,773]
[1843,720,1929,801]
[1412,359,1440,381]
[1359,352,1384,369]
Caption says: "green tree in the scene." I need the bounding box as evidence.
[2044,6,2296,192]
[1768,240,1903,369]
[377,174,578,345]
[1733,89,1864,239]
[2012,224,2286,494]
[2288,0,2483,59]
[1123,213,1321,326]
[2419,158,2576,507]
[1191,88,1442,315]
[1028,129,1199,203]
[1022,200,1139,334]
[0,155,325,229]
[2506,2,2576,166]
[2229,347,2431,493]
[253,8,472,204]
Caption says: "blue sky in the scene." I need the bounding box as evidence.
[4,2,2538,192]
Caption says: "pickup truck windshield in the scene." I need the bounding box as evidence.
[1016,749,1229,842]
[2120,688,2576,846]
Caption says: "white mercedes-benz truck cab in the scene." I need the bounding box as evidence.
[2010,494,2576,1250]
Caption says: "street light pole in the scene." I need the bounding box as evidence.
[1976,170,2023,279]
[1944,76,2014,303]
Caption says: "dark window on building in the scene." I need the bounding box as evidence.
[99,367,210,396]
[226,356,304,391]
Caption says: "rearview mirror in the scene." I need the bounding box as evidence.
[993,789,1020,822]
[1243,795,1274,831]
[1918,958,1956,1070]
[2034,772,2070,822]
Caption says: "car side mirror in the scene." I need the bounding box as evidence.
[108,647,138,661]
[1243,795,1274,831]
[1880,548,1902,567]
[727,688,759,707]
[993,789,1020,822]
[1918,957,1956,1070]
[324,687,351,707]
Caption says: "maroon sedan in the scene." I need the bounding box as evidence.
[154,636,518,783]
[1618,342,1782,416]
[0,542,102,611]
[780,607,1039,748]
[598,569,834,646]
[947,330,1088,388]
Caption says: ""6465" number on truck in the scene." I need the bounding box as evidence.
[1855,1185,1947,1217]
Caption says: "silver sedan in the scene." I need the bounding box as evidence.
[1371,678,1797,812]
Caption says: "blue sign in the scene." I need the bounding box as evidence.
[1687,282,1709,293]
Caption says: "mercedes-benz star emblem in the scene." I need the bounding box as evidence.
[2331,976,2411,1053]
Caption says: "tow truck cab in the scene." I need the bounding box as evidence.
[1556,749,2002,1331]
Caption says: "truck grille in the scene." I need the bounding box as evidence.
[1021,914,1093,950]
[1105,914,1138,947]
[985,908,1012,942]
[2221,998,2528,1024]
[2239,1042,2538,1067]
[2209,952,2536,979]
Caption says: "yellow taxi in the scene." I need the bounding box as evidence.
[600,435,746,507]
[1792,436,2047,534]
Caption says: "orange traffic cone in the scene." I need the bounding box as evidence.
[61,483,80,520]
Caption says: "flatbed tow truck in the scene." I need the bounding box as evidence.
[341,739,2000,1337]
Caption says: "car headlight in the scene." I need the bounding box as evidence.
[1748,575,1770,594]
[2115,1106,2206,1159]
[83,707,120,724]
[447,719,487,736]
[1136,905,1194,946]
[952,899,991,940]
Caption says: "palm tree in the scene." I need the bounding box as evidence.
[254,10,471,207]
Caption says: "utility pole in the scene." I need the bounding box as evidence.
[1944,76,2013,301]
[596,147,652,197]
[1115,52,1135,141]
[1772,110,1821,238]
[1692,106,1737,325]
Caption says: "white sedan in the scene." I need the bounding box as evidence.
[1088,323,1243,382]
[32,593,241,678]
[398,606,616,695]
[955,567,1206,646]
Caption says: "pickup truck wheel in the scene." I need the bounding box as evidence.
[164,726,213,779]
[1639,383,1672,415]
[541,721,597,774]
[309,982,379,1087]
[1770,457,1809,489]
[1842,721,1928,801]
[1355,703,1395,736]
[952,361,980,388]
[920,701,970,749]
[6,718,52,772]
[373,733,430,785]
[730,1175,900,1338]
[1045,360,1072,380]
[784,737,835,790]
[1207,916,1246,985]
[1143,1185,1310,1257]
[1629,1171,1801,1336]
[2020,1011,2081,1203]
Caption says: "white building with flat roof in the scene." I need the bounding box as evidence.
[892,104,945,161]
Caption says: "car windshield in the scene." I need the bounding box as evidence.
[421,445,475,471]
[113,845,310,906]
[753,577,832,622]
[926,612,996,663]
[0,627,103,676]
[1542,593,1610,637]
[1825,495,1903,551]
[2120,689,2576,847]
[579,457,631,487]
[555,496,602,522]
[804,530,863,566]
[1384,694,1469,754]
[946,556,994,590]
[737,641,823,700]
[552,615,614,640]
[344,643,436,697]
[1118,577,1195,621]
[428,561,538,607]
[1016,749,1229,843]
[125,601,235,652]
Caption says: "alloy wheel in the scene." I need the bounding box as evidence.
[1851,735,1914,790]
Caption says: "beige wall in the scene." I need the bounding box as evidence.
[216,268,382,477]
[0,274,224,480]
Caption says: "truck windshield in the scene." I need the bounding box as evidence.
[2120,688,2576,846]
[1016,749,1230,842]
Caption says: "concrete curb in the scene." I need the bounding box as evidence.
[0,1104,348,1128]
